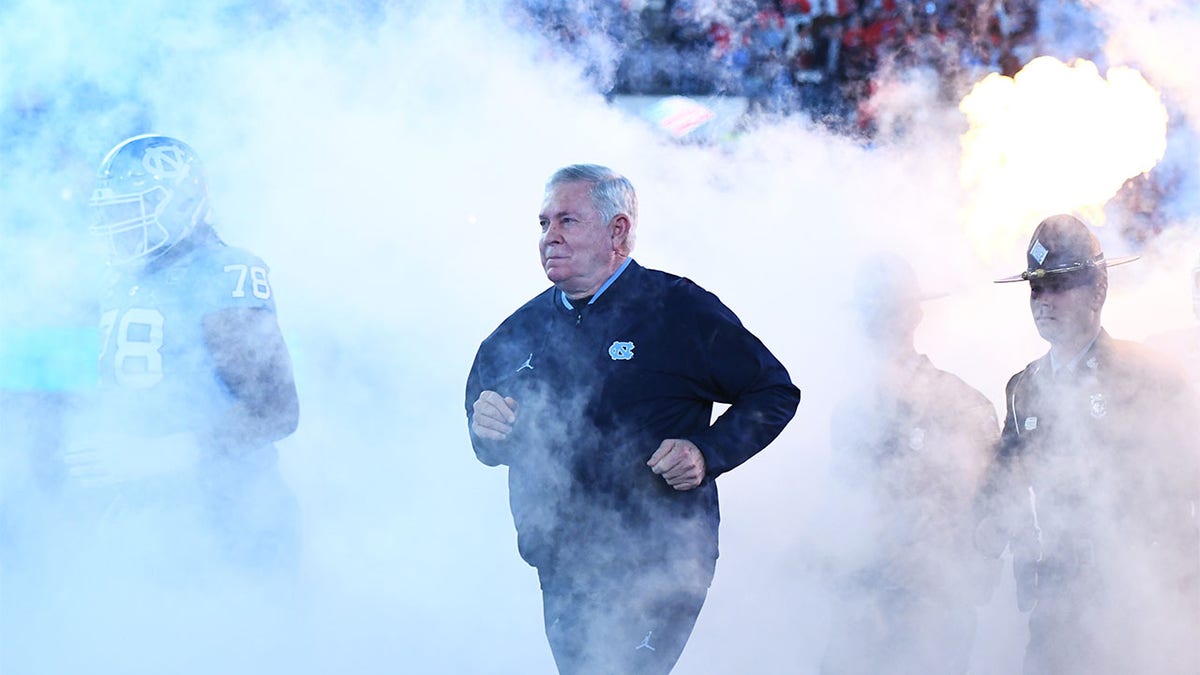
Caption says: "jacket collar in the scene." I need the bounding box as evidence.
[1038,328,1112,378]
[555,257,637,311]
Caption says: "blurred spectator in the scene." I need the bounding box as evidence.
[786,21,825,82]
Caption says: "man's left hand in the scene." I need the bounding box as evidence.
[648,439,707,491]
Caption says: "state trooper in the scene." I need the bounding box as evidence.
[821,253,999,675]
[979,214,1200,675]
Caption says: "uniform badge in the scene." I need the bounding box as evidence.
[608,341,635,361]
[1030,239,1049,265]
[1024,416,1038,431]
[1090,393,1106,418]
[908,427,925,451]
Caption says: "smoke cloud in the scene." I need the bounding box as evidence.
[2,1,1198,673]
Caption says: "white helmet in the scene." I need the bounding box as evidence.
[89,134,210,265]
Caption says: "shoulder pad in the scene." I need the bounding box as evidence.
[193,245,277,312]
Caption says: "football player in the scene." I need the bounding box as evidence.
[63,134,300,567]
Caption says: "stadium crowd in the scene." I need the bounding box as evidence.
[512,0,1041,135]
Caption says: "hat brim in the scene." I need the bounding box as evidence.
[993,255,1140,284]
[850,290,949,309]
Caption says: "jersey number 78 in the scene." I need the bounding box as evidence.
[99,308,164,388]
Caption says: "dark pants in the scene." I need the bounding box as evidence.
[539,558,714,675]
[1024,564,1200,675]
[200,447,301,574]
[821,585,976,675]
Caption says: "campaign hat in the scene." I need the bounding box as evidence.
[853,252,944,312]
[995,214,1137,287]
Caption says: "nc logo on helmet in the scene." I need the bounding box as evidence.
[609,341,635,361]
[143,145,191,181]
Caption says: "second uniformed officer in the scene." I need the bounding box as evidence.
[822,253,1000,675]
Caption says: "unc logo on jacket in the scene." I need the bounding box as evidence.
[608,340,635,361]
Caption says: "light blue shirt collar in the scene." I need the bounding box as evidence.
[560,257,633,310]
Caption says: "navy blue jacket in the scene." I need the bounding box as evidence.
[465,259,800,582]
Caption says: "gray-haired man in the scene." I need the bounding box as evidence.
[466,164,800,673]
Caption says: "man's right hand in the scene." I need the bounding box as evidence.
[61,431,200,488]
[471,390,518,441]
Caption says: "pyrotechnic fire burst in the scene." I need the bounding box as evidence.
[959,56,1168,263]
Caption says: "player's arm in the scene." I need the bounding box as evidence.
[202,306,299,455]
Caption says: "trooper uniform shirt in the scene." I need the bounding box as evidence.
[465,258,801,586]
[995,329,1200,674]
[822,354,998,675]
[831,353,998,596]
[998,330,1198,574]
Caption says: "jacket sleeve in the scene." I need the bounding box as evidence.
[682,290,801,477]
[465,340,511,467]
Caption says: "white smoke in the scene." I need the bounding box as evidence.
[1,1,1198,674]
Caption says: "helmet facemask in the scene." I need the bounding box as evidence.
[89,184,175,265]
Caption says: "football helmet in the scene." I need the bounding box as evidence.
[89,134,211,265]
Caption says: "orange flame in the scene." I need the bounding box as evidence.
[959,56,1168,263]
